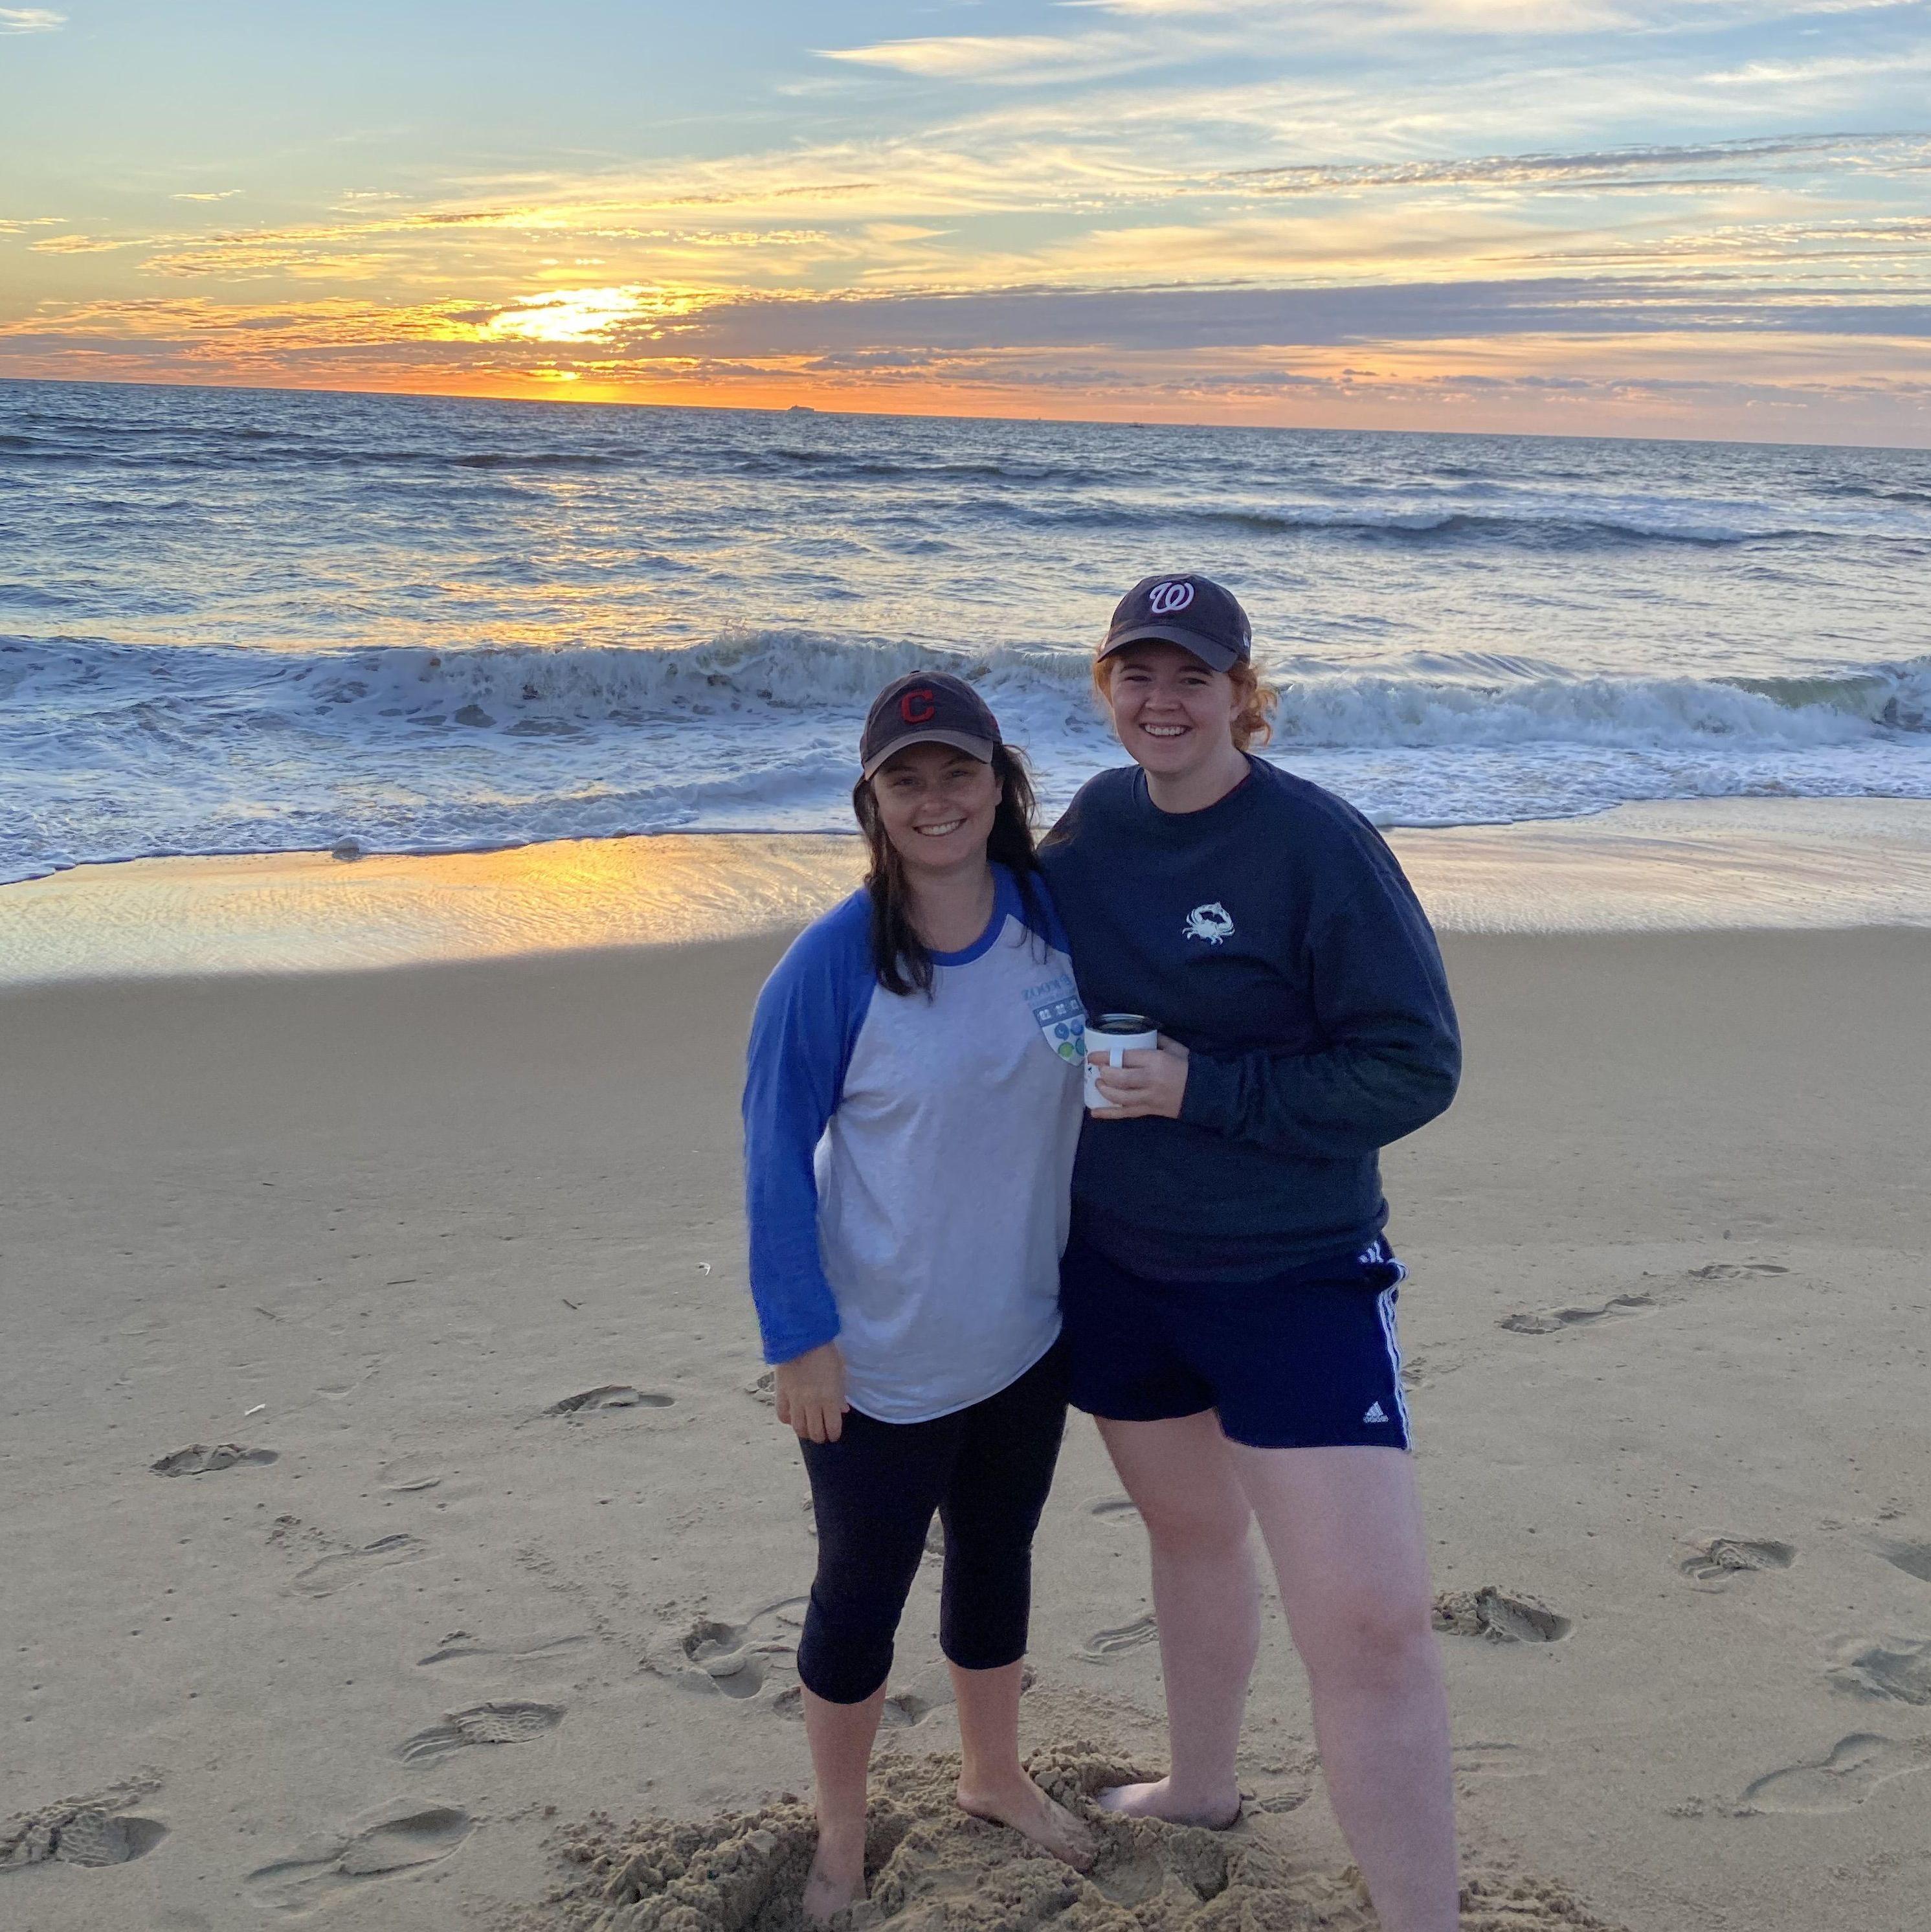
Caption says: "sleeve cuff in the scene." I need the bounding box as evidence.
[761,1309,842,1367]
[1176,1051,1234,1135]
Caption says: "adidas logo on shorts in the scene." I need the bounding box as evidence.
[1363,1401,1389,1424]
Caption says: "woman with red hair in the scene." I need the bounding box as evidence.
[1041,573,1464,1932]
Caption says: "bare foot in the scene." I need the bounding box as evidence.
[956,1771,1097,1870]
[802,1823,867,1922]
[1097,1777,1242,1830]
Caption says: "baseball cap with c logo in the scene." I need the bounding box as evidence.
[860,671,1001,778]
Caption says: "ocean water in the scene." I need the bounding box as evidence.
[3,378,1928,886]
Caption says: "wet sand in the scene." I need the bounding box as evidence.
[6,798,1930,987]
[2,923,1928,1929]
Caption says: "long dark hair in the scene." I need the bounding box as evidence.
[852,742,1047,997]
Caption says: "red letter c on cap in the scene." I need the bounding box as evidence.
[900,688,937,724]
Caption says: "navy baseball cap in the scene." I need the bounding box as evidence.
[860,671,1001,779]
[1099,573,1252,673]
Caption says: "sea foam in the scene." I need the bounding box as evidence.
[5,379,1929,882]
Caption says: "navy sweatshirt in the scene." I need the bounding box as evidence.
[1039,757,1460,1280]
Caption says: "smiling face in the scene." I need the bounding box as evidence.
[868,739,1002,878]
[1102,641,1244,783]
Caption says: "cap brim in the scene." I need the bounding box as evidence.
[861,728,998,780]
[1097,624,1243,673]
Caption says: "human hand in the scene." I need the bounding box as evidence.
[774,1341,849,1444]
[1091,1035,1190,1121]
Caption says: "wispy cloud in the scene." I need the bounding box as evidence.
[818,32,1144,82]
[1219,135,1906,194]
[30,233,137,254]
[821,0,1651,89]
[172,189,245,203]
[1069,0,1623,22]
[0,7,65,33]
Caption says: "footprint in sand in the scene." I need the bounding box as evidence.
[1089,1496,1142,1523]
[1687,1261,1789,1281]
[1679,1536,1796,1585]
[1082,1613,1159,1660]
[151,1444,278,1477]
[292,1533,427,1598]
[647,1599,807,1700]
[1739,1733,1931,1814]
[2,1778,168,1870]
[416,1630,591,1671]
[1400,1352,1458,1391]
[884,1663,1033,1727]
[1829,1639,1931,1707]
[243,1801,471,1913]
[768,1682,945,1727]
[1433,1588,1572,1643]
[1872,1538,1931,1583]
[744,1370,777,1407]
[377,1454,442,1494]
[1499,1293,1655,1336]
[546,1385,674,1419]
[1452,1742,1538,1785]
[397,1701,565,1763]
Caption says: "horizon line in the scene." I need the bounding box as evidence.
[4,369,1925,458]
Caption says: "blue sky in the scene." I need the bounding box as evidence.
[2,1,1927,440]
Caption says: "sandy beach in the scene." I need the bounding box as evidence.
[3,888,1929,1927]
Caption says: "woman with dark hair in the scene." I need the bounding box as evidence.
[1040,575,1464,1932]
[742,671,1094,1920]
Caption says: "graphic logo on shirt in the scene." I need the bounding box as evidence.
[899,687,938,724]
[1182,901,1235,945]
[1024,972,1088,1066]
[1148,579,1195,615]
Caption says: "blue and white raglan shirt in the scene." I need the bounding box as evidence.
[742,865,1086,1425]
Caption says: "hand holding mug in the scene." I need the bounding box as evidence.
[1086,1013,1190,1121]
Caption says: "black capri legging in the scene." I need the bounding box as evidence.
[796,1340,1069,1705]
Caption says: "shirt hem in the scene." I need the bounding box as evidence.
[1070,1206,1389,1283]
[843,1318,1063,1427]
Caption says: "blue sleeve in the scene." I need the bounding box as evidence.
[1001,864,1073,956]
[1179,836,1461,1159]
[741,897,875,1365]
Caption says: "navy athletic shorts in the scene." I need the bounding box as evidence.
[1058,1232,1411,1450]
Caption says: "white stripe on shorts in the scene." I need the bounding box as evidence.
[1375,1281,1411,1441]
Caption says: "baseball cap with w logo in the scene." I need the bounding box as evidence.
[1099,572,1252,672]
[860,671,1002,778]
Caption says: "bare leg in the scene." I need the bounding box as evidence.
[799,1682,887,1921]
[1093,1412,1259,1826]
[950,1659,1096,1867]
[1230,1443,1457,1932]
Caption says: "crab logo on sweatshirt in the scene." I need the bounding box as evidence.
[1183,902,1235,945]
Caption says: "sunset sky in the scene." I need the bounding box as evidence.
[2,1,1927,441]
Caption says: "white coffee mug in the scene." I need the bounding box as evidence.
[1084,1012,1159,1112]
